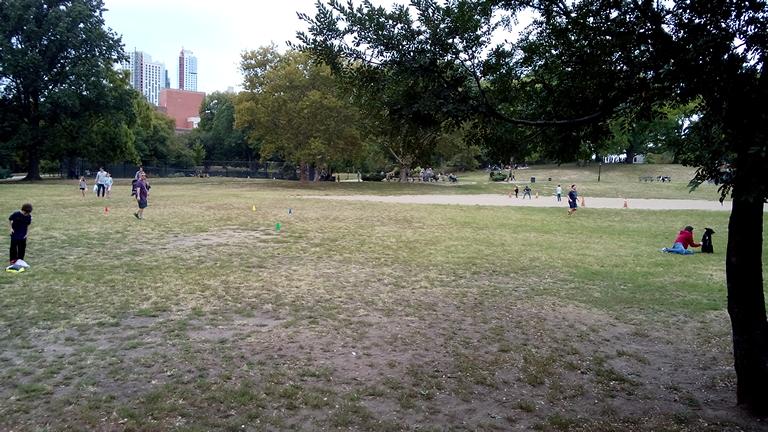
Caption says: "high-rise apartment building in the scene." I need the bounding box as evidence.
[178,49,198,92]
[120,50,166,106]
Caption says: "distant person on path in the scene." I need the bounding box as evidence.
[514,185,519,198]
[556,184,562,202]
[567,184,578,215]
[133,173,149,220]
[662,226,701,255]
[8,203,32,265]
[523,185,532,199]
[94,167,107,198]
[78,176,87,198]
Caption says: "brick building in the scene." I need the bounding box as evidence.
[159,88,205,131]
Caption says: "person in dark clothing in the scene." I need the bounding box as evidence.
[8,203,33,265]
[523,185,532,199]
[134,173,149,220]
[567,184,578,215]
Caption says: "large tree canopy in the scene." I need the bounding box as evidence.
[0,0,129,179]
[196,92,251,162]
[235,46,364,180]
[299,0,768,414]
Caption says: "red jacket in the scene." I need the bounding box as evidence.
[674,230,701,249]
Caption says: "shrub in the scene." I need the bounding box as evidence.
[40,160,60,175]
[489,171,508,182]
[361,173,386,182]
[645,152,675,164]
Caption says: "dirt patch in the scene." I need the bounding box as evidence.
[187,316,284,341]
[164,227,278,249]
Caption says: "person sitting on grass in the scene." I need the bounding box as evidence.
[662,226,701,255]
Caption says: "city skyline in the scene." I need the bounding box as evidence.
[120,50,166,105]
[102,0,398,94]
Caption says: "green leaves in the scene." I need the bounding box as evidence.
[235,47,364,174]
[0,0,129,177]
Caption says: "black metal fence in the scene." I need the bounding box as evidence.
[57,160,299,180]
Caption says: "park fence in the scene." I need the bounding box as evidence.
[56,160,299,180]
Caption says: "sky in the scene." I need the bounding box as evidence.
[102,0,396,94]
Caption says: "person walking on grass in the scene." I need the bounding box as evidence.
[133,173,149,220]
[105,173,113,199]
[514,185,519,198]
[131,165,144,197]
[556,184,562,202]
[567,184,578,215]
[8,203,32,265]
[94,167,107,198]
[78,176,87,198]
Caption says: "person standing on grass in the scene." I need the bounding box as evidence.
[556,184,562,202]
[8,203,32,265]
[133,173,149,220]
[131,165,144,197]
[105,173,113,199]
[567,184,578,215]
[514,185,519,198]
[661,226,701,255]
[523,185,532,199]
[78,176,87,198]
[94,167,107,198]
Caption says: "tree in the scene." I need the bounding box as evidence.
[131,95,175,166]
[235,46,363,181]
[0,0,129,179]
[299,0,768,414]
[603,102,694,163]
[198,92,251,162]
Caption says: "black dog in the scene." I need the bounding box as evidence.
[701,228,715,253]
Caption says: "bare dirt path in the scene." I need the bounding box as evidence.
[305,194,763,211]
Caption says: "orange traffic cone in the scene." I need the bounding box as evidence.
[104,206,109,215]
[580,196,586,207]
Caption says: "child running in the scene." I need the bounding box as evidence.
[78,176,87,198]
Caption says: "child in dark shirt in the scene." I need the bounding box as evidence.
[8,203,33,265]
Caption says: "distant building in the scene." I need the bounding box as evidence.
[178,49,198,91]
[159,88,205,131]
[120,50,166,105]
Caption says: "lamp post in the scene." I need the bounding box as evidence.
[598,160,602,182]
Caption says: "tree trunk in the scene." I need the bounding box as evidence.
[399,165,410,182]
[23,140,42,181]
[727,191,768,416]
[299,162,308,183]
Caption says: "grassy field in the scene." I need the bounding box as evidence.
[1,165,767,431]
